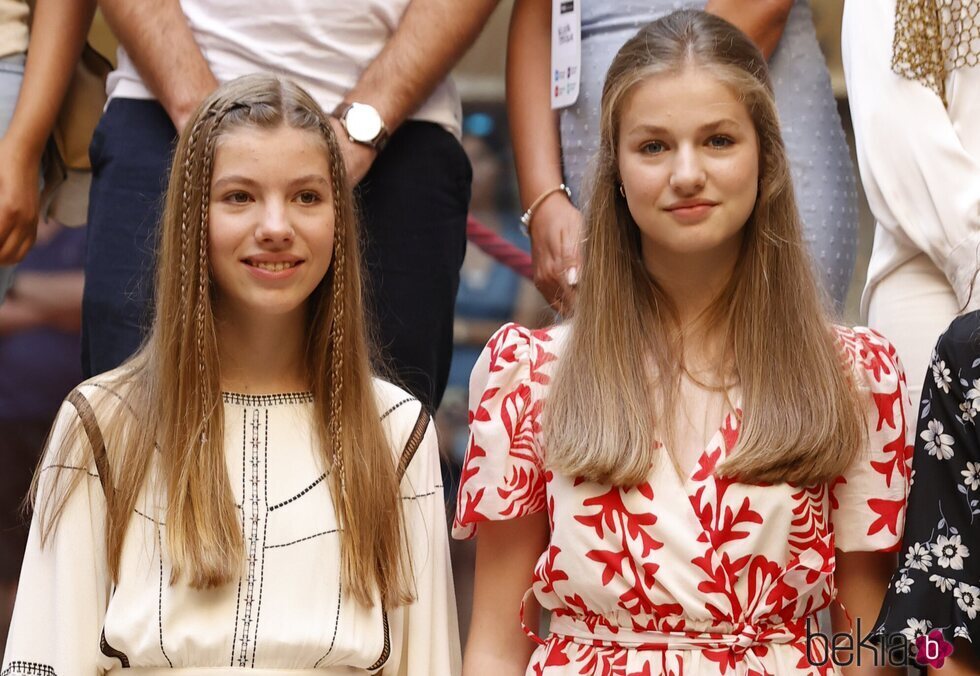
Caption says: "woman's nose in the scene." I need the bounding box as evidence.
[255,203,294,244]
[669,146,707,194]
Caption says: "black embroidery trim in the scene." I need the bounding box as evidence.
[229,411,247,667]
[314,570,344,667]
[366,610,391,672]
[265,528,340,549]
[268,473,327,511]
[134,508,163,525]
[237,409,262,666]
[380,397,414,420]
[156,527,173,667]
[251,408,271,667]
[401,488,442,501]
[100,628,131,667]
[221,391,314,406]
[0,662,56,676]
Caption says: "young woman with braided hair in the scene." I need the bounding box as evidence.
[2,74,459,674]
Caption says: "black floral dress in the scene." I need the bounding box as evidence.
[875,311,980,662]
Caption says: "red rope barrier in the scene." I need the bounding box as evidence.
[466,215,533,280]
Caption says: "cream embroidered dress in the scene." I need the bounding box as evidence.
[2,373,459,676]
[454,324,912,675]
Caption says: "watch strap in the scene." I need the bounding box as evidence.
[331,102,389,152]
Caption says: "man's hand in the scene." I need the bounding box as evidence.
[328,117,378,187]
[0,140,40,263]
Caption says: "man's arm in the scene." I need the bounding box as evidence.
[0,0,97,263]
[336,0,500,183]
[98,0,217,131]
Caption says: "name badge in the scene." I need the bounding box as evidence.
[551,0,581,109]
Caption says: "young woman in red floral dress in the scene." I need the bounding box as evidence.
[455,10,911,676]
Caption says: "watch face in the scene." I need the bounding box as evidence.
[345,103,383,143]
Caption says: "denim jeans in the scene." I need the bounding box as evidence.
[0,53,25,305]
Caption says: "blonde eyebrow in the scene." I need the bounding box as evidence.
[626,119,742,137]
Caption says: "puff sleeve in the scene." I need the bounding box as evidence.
[830,326,914,553]
[2,398,112,675]
[452,323,552,540]
[874,312,980,656]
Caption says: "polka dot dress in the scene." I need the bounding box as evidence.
[560,1,859,309]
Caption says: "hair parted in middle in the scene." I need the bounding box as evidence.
[542,10,866,487]
[35,74,414,607]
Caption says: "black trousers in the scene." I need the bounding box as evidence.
[82,99,470,411]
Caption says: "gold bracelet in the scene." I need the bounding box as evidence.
[519,183,572,237]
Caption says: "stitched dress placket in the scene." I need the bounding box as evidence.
[233,406,269,666]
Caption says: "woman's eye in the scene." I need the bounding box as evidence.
[641,141,666,154]
[226,191,251,204]
[297,191,321,205]
[708,135,734,149]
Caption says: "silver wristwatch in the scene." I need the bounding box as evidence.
[332,102,390,152]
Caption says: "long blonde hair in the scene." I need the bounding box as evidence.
[543,10,865,486]
[35,75,413,607]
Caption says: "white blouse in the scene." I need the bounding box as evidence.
[842,0,980,315]
[1,375,460,676]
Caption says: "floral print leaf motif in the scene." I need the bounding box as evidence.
[573,486,681,619]
[529,342,557,386]
[788,486,831,564]
[470,386,499,424]
[871,386,913,484]
[537,545,569,595]
[587,549,633,586]
[845,328,913,489]
[456,439,487,525]
[498,387,546,519]
[867,498,905,537]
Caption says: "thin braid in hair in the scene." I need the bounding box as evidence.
[324,123,348,499]
[179,117,206,329]
[193,103,236,441]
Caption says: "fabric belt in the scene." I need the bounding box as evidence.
[520,589,810,656]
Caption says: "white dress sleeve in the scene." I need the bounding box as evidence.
[385,409,462,676]
[842,0,980,308]
[1,401,111,676]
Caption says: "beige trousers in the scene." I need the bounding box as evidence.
[867,253,961,414]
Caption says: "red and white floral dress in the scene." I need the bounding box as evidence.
[453,323,913,675]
